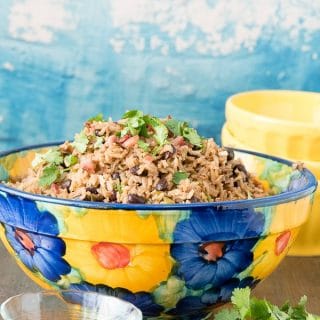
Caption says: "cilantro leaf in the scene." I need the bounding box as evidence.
[39,165,60,187]
[145,116,168,145]
[165,118,203,148]
[183,127,203,148]
[122,110,144,119]
[32,149,63,168]
[87,113,104,123]
[44,149,63,165]
[172,171,189,184]
[231,287,251,319]
[72,131,89,153]
[137,139,149,152]
[165,119,186,136]
[214,308,240,320]
[214,288,317,320]
[64,154,78,167]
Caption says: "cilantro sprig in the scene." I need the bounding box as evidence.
[72,130,89,153]
[165,118,203,148]
[214,288,319,320]
[172,171,189,184]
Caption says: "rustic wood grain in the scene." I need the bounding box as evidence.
[0,241,319,316]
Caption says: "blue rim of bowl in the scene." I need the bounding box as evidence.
[0,142,317,210]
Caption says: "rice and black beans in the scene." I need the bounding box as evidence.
[9,111,268,204]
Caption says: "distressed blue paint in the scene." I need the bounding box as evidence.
[0,0,320,151]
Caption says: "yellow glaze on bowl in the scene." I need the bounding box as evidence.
[222,123,320,256]
[226,90,320,161]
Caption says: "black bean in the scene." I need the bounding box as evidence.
[61,179,71,192]
[155,178,168,191]
[162,145,176,160]
[86,187,99,194]
[190,196,200,203]
[128,194,146,204]
[234,181,240,188]
[226,149,235,161]
[109,190,117,202]
[130,165,148,176]
[233,164,247,175]
[111,172,120,180]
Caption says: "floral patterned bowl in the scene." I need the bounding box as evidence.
[0,143,317,320]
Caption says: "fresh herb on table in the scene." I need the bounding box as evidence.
[214,287,319,320]
[172,171,189,184]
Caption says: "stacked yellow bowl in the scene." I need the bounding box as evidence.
[222,90,320,256]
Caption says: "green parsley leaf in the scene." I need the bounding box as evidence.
[172,171,189,184]
[39,165,60,187]
[151,145,163,156]
[94,136,104,149]
[137,139,149,152]
[72,131,89,153]
[127,116,145,136]
[64,154,78,167]
[87,113,104,122]
[122,110,144,119]
[183,127,203,148]
[120,127,130,137]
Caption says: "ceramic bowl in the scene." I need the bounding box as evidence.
[225,90,320,161]
[0,290,142,320]
[0,143,317,320]
[221,124,320,179]
[222,124,320,256]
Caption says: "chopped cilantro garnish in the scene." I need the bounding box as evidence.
[64,154,78,167]
[122,110,144,119]
[144,116,168,145]
[183,127,203,148]
[214,287,318,320]
[137,139,149,152]
[39,164,60,187]
[32,149,63,168]
[87,113,104,123]
[72,131,89,153]
[172,171,189,184]
[165,118,203,148]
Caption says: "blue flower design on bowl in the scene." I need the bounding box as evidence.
[168,276,259,316]
[0,192,71,282]
[171,208,265,289]
[69,282,163,317]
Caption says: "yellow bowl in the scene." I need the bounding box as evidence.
[222,123,320,180]
[226,90,320,161]
[222,124,320,256]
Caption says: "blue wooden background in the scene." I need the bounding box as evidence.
[0,0,320,151]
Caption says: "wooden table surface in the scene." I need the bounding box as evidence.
[0,241,319,316]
